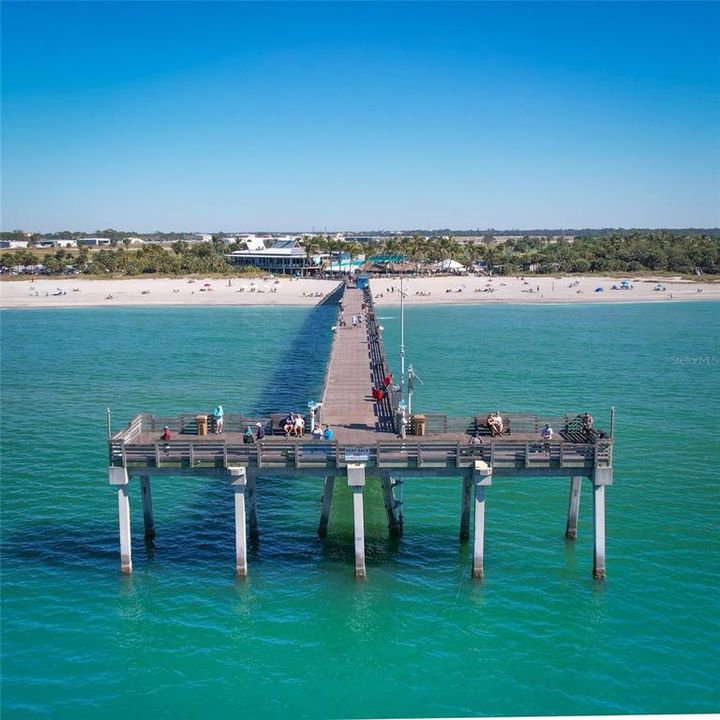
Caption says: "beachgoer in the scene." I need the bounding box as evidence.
[283,412,295,437]
[487,412,502,437]
[212,405,224,433]
[255,422,265,441]
[294,414,305,437]
[243,426,254,444]
[322,425,334,440]
[541,424,554,442]
[582,412,593,439]
[312,425,322,439]
[494,411,504,435]
[161,426,172,441]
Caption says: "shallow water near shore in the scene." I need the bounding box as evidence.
[1,302,719,718]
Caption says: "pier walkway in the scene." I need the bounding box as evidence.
[320,287,378,433]
[107,280,614,581]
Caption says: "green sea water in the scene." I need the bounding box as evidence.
[1,301,719,719]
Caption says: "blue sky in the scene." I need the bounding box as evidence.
[2,1,719,232]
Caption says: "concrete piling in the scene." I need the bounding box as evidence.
[109,467,132,574]
[140,475,155,541]
[565,476,582,540]
[229,467,248,578]
[347,463,366,578]
[317,475,335,538]
[472,461,492,579]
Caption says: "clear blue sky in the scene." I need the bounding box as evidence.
[2,1,719,232]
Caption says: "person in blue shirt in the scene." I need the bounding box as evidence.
[212,405,224,434]
[322,425,334,440]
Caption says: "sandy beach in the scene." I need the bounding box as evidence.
[0,274,717,309]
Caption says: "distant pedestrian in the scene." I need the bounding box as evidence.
[322,424,334,440]
[255,422,265,441]
[540,424,553,450]
[212,404,224,433]
[243,426,254,444]
[161,425,172,441]
[294,414,305,437]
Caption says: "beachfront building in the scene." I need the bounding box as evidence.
[225,238,312,274]
[0,240,29,249]
[77,237,112,247]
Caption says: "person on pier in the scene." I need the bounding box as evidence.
[293,414,305,437]
[161,425,172,441]
[322,424,334,440]
[582,412,594,440]
[243,426,255,444]
[540,423,554,451]
[255,422,265,441]
[487,412,503,436]
[212,405,224,434]
[283,412,295,437]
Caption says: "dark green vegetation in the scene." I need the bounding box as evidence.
[1,230,718,277]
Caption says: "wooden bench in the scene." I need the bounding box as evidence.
[270,413,290,436]
[474,413,511,436]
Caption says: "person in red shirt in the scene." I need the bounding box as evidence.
[161,426,172,441]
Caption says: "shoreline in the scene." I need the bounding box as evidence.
[1,274,718,309]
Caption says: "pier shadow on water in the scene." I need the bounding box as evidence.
[136,285,394,574]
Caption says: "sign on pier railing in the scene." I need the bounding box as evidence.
[344,448,371,462]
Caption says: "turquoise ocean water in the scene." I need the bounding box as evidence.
[1,301,718,719]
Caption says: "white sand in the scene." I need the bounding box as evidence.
[0,274,717,309]
[370,275,720,305]
[0,277,341,308]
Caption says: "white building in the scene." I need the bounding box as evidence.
[77,237,111,247]
[0,240,29,249]
[226,238,311,274]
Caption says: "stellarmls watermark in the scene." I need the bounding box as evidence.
[671,355,719,366]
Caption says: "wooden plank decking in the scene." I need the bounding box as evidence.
[320,287,378,432]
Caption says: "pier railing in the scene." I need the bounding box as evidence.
[364,287,399,431]
[109,433,612,472]
[416,412,610,442]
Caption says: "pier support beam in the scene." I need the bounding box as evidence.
[460,471,472,541]
[230,467,248,578]
[471,461,493,579]
[318,475,335,538]
[109,467,132,574]
[140,475,155,541]
[565,476,582,540]
[592,467,613,579]
[380,474,403,537]
[247,473,259,540]
[347,464,366,578]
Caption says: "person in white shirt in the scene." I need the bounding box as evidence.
[294,414,305,437]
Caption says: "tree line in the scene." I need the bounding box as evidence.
[1,231,718,276]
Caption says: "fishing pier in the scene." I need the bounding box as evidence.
[108,281,614,579]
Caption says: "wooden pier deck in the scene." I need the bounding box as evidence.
[320,287,378,433]
[107,280,615,580]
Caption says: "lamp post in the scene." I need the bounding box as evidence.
[400,275,405,406]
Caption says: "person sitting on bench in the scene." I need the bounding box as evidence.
[487,412,503,436]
